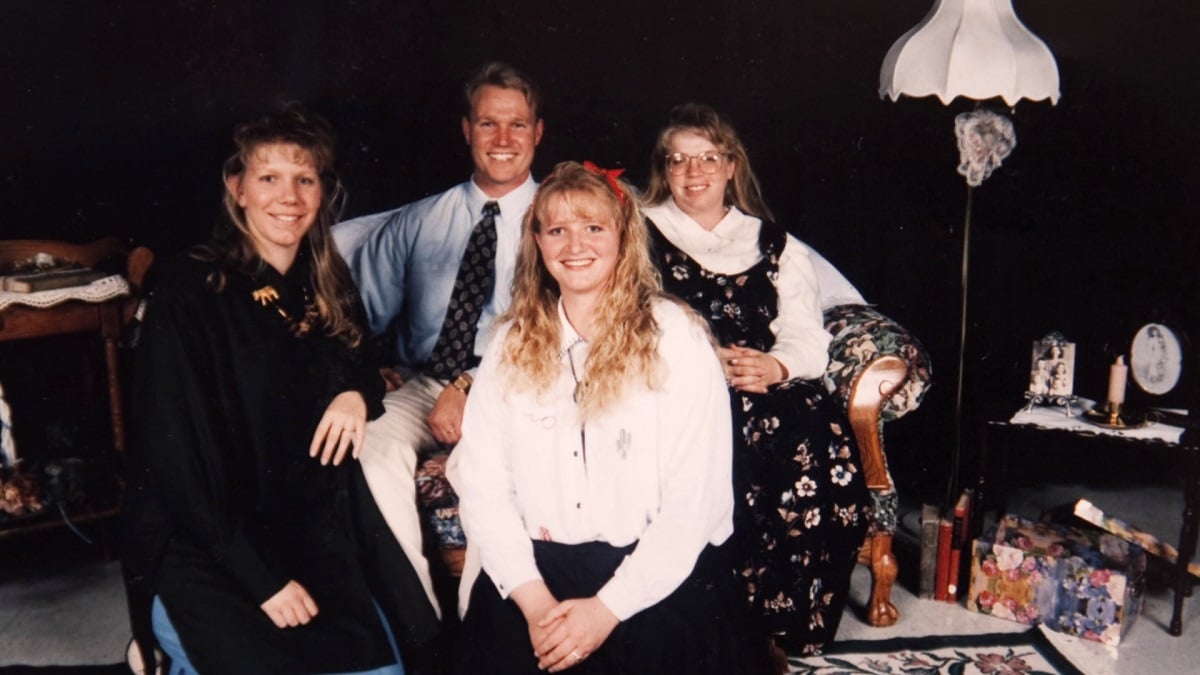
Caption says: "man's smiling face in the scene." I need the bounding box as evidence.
[462,84,543,198]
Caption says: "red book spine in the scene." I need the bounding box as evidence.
[946,489,973,601]
[946,548,963,601]
[934,516,953,602]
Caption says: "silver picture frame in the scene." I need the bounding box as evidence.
[1025,331,1078,414]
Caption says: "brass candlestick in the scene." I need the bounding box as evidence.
[1084,399,1147,430]
[1105,401,1125,427]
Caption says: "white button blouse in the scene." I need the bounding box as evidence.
[448,298,733,621]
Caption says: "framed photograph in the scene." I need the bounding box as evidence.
[1028,332,1075,399]
[1130,323,1183,396]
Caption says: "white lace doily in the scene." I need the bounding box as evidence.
[1010,398,1184,444]
[0,274,130,311]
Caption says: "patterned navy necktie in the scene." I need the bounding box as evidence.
[425,201,500,380]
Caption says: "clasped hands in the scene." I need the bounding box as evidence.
[515,582,618,672]
[719,345,788,394]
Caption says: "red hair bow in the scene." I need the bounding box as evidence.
[583,161,627,205]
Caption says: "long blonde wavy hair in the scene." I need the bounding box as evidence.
[194,102,364,347]
[501,161,665,418]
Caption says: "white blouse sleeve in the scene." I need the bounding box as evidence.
[769,234,832,380]
[447,327,542,598]
[595,303,734,620]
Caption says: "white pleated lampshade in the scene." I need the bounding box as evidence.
[880,0,1060,106]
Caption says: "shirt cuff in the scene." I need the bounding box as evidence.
[769,349,799,382]
[489,565,543,600]
[595,576,640,622]
[479,537,543,600]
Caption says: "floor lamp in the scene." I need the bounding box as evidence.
[878,0,1060,503]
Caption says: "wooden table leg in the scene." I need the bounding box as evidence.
[101,307,126,453]
[1170,445,1200,636]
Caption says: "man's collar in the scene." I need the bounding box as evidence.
[466,175,538,217]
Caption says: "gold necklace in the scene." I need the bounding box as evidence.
[252,284,318,337]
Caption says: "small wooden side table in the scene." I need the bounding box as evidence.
[974,413,1198,636]
[0,238,152,537]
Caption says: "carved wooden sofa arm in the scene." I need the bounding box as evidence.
[823,303,932,627]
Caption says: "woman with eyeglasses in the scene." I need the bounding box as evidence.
[642,103,870,669]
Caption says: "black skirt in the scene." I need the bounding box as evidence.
[454,540,753,675]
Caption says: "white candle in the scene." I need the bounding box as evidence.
[1107,355,1128,405]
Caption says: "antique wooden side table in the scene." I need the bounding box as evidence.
[0,237,152,538]
[974,409,1198,636]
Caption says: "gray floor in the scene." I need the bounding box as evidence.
[1,482,1197,673]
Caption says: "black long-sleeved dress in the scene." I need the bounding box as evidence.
[122,247,436,674]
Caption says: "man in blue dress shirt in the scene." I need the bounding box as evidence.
[338,62,543,615]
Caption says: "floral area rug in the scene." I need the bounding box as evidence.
[787,629,1083,674]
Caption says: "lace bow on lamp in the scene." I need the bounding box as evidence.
[954,109,1015,187]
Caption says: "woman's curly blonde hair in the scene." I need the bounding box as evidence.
[500,161,665,418]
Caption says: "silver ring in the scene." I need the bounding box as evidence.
[570,650,583,662]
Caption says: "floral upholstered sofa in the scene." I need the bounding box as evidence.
[415,244,932,626]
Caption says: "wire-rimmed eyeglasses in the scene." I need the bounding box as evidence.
[664,151,726,176]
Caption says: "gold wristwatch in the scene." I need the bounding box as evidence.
[450,372,473,395]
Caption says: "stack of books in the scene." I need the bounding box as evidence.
[918,487,974,602]
[0,267,108,293]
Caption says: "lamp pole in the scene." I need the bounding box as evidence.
[951,184,974,504]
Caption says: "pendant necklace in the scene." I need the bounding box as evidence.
[251,283,318,337]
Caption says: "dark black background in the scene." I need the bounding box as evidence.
[3,1,1197,504]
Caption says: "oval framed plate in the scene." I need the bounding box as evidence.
[1130,322,1183,395]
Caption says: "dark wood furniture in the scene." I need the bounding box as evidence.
[849,354,908,627]
[0,237,152,539]
[823,303,933,628]
[975,418,1199,636]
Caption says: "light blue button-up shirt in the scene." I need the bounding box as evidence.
[340,176,537,372]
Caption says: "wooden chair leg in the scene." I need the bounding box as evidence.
[846,355,907,627]
[861,533,899,627]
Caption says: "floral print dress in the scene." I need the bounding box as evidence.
[648,218,870,654]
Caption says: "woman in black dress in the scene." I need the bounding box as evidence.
[641,104,870,665]
[123,104,437,674]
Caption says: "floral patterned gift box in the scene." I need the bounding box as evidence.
[966,514,1146,646]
